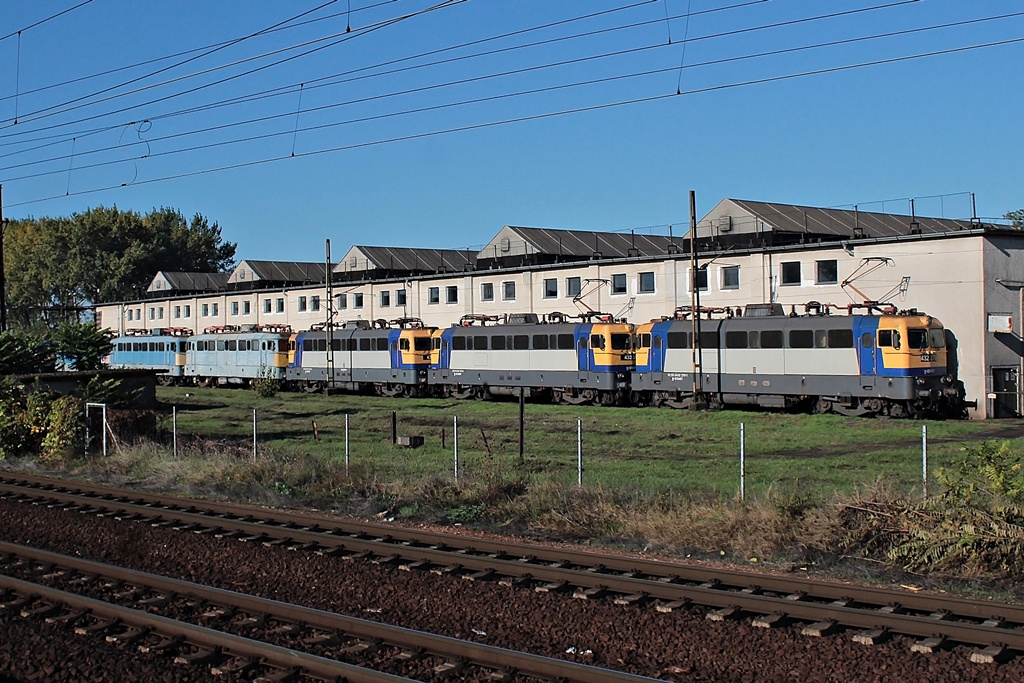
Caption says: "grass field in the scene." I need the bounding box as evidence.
[155,386,1024,500]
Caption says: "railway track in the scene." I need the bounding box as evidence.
[1,471,1021,666]
[0,541,655,682]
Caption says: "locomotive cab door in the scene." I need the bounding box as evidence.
[577,336,590,382]
[858,330,876,389]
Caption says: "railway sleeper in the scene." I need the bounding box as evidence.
[211,656,259,676]
[971,645,1013,664]
[106,626,152,646]
[801,620,840,637]
[653,597,687,612]
[173,646,223,665]
[910,636,949,654]
[751,612,788,629]
[75,616,122,636]
[573,585,607,600]
[254,666,301,683]
[139,634,185,655]
[706,606,742,622]
[45,608,90,626]
[852,627,891,646]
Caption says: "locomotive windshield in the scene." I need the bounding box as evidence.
[929,328,945,348]
[414,337,432,352]
[907,328,929,350]
[611,334,632,350]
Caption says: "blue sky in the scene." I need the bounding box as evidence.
[1,0,1021,261]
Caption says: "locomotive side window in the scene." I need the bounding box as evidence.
[513,335,529,350]
[725,331,747,348]
[929,329,945,348]
[761,330,783,348]
[452,336,467,351]
[590,334,605,349]
[652,335,662,348]
[667,331,688,348]
[303,339,313,351]
[473,335,488,350]
[533,334,549,349]
[748,331,760,348]
[860,332,874,348]
[789,330,814,348]
[227,340,237,351]
[360,338,372,351]
[400,338,410,351]
[347,339,358,351]
[375,337,389,351]
[557,334,574,349]
[217,341,226,351]
[814,330,828,348]
[639,333,652,348]
[317,339,327,352]
[878,330,893,347]
[491,335,506,350]
[828,329,853,348]
[699,331,719,348]
[907,328,929,349]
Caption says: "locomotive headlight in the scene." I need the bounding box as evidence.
[915,377,926,386]
[942,375,953,385]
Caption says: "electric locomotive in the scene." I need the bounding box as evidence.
[108,328,191,385]
[632,303,963,417]
[429,313,634,405]
[288,318,436,396]
[185,325,292,386]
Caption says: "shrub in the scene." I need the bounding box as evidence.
[41,395,84,462]
[251,366,280,398]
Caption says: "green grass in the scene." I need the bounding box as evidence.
[157,386,1024,499]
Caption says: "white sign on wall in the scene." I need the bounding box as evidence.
[987,314,1013,333]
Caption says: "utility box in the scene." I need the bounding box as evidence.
[396,435,424,448]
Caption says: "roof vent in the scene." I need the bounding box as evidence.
[743,303,785,317]
[506,313,540,325]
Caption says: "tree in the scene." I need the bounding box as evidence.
[53,321,112,371]
[3,206,236,329]
[1006,210,1024,229]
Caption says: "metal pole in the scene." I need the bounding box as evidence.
[518,386,525,463]
[344,413,350,474]
[922,424,928,500]
[0,184,7,334]
[253,409,258,463]
[577,418,582,489]
[740,422,745,502]
[453,415,459,479]
[391,410,397,445]
[84,409,89,458]
[172,406,178,457]
[102,404,108,457]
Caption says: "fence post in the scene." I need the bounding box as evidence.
[253,409,258,463]
[345,413,350,475]
[577,418,582,489]
[740,422,745,502]
[391,410,397,445]
[518,387,525,464]
[102,404,107,456]
[454,415,459,479]
[172,406,178,457]
[922,424,928,500]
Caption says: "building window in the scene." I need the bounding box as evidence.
[275,298,284,313]
[263,299,271,314]
[566,277,581,298]
[611,273,627,294]
[816,259,838,285]
[243,301,251,315]
[337,294,347,310]
[638,272,655,293]
[149,307,156,320]
[543,278,557,298]
[692,268,708,292]
[396,289,407,306]
[173,306,181,318]
[722,266,740,290]
[781,261,802,286]
[127,309,133,321]
[480,282,494,302]
[230,301,239,316]
[135,308,141,320]
[502,281,516,301]
[428,287,440,305]
[311,295,320,312]
[298,296,307,312]
[446,286,459,304]
[201,304,209,317]
[211,303,219,316]
[380,291,390,307]
[183,305,190,317]
[353,293,363,309]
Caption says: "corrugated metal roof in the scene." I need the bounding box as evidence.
[147,272,229,293]
[335,247,473,273]
[728,199,977,238]
[238,260,329,283]
[483,226,678,259]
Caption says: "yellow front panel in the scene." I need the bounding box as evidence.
[589,322,635,367]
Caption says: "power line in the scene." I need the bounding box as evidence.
[0,0,94,41]
[8,33,1022,209]
[4,9,1019,175]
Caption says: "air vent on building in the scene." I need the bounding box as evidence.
[719,216,732,233]
[500,238,511,253]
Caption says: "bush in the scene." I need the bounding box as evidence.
[251,366,280,398]
[41,395,84,462]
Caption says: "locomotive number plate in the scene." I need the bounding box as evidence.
[920,353,936,362]
[620,353,635,361]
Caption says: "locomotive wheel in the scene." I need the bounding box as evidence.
[157,375,175,387]
[812,399,832,415]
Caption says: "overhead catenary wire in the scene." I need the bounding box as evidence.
[0,0,94,42]
[0,0,972,173]
[4,10,1020,178]
[7,33,1022,210]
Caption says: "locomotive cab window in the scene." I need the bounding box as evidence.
[878,330,900,349]
[638,333,651,348]
[400,338,411,351]
[929,329,945,348]
[414,337,431,352]
[590,334,606,350]
[908,328,929,349]
[861,332,874,348]
[611,334,631,350]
